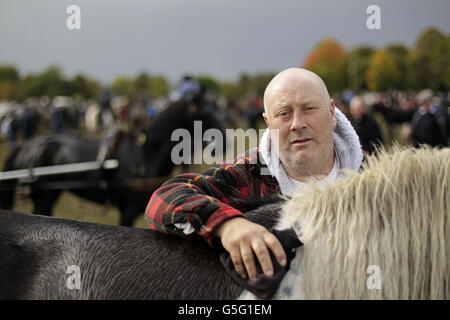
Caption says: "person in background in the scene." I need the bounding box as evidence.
[349,95,384,155]
[411,89,449,148]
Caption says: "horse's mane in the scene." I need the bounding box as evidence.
[282,146,450,299]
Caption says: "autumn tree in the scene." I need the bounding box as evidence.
[385,44,409,90]
[366,50,401,91]
[219,81,239,100]
[347,47,375,91]
[302,38,348,93]
[70,74,100,99]
[444,63,450,91]
[0,65,20,100]
[196,74,220,94]
[17,66,71,99]
[251,72,277,96]
[111,76,134,97]
[407,27,446,90]
[148,75,169,98]
[133,72,151,98]
[111,73,169,99]
[236,72,252,98]
[428,35,450,91]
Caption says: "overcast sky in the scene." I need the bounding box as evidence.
[1,0,449,85]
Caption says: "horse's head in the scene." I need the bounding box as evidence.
[277,146,450,299]
[188,89,227,158]
[137,91,226,176]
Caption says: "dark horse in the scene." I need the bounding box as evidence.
[0,93,225,226]
[0,197,285,299]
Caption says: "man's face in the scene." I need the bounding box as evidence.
[419,99,432,111]
[264,79,336,177]
[349,98,366,121]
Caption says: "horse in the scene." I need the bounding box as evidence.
[0,196,283,300]
[0,146,448,299]
[0,92,226,227]
[264,145,450,299]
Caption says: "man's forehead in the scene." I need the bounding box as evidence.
[268,74,326,96]
[272,94,319,105]
[264,68,330,113]
[266,87,326,110]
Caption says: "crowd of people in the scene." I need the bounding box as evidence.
[0,75,449,155]
[0,93,167,151]
[224,87,449,155]
[334,89,449,153]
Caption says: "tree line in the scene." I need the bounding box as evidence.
[0,27,448,102]
[303,27,450,93]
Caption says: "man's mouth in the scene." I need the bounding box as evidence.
[291,137,313,146]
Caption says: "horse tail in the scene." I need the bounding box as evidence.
[0,147,21,210]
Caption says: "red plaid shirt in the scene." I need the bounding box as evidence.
[145,147,280,246]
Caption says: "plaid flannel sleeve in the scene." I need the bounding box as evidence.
[144,149,264,246]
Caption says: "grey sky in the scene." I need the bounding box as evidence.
[1,0,449,86]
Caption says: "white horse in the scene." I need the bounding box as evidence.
[241,146,449,299]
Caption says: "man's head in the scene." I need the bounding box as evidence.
[349,95,367,121]
[263,67,337,181]
[416,89,433,110]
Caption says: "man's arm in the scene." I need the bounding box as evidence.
[144,166,245,244]
[144,151,287,280]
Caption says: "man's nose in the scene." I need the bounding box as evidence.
[290,112,306,131]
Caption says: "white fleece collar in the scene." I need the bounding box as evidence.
[259,108,363,195]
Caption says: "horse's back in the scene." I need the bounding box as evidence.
[9,134,99,169]
[0,209,242,299]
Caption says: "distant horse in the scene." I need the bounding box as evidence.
[0,93,225,226]
[0,147,448,299]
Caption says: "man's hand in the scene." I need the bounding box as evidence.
[214,217,287,280]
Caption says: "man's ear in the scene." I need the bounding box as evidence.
[263,113,269,127]
[330,99,337,128]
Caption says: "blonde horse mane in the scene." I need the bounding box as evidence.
[283,146,450,299]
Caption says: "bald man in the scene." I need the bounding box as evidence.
[145,68,363,283]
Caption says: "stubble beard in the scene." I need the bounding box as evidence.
[280,143,334,182]
[280,148,315,181]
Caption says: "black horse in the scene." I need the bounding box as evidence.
[0,197,286,300]
[0,93,225,226]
